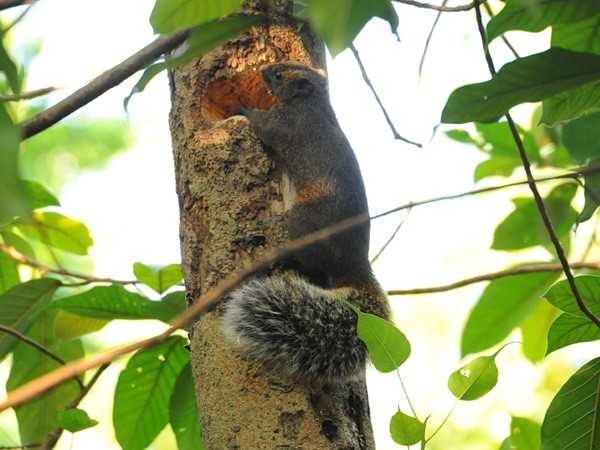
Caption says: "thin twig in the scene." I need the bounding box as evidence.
[370,208,411,264]
[418,0,448,77]
[392,0,486,12]
[481,2,519,58]
[372,164,600,220]
[387,262,600,295]
[40,364,109,450]
[3,3,33,33]
[350,44,421,148]
[0,325,66,366]
[0,325,85,390]
[19,30,189,139]
[0,0,32,11]
[0,87,57,102]
[474,4,600,328]
[0,243,138,285]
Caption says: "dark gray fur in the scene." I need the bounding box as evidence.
[221,63,389,384]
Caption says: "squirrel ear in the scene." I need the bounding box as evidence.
[291,77,314,97]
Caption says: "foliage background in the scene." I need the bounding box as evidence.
[0,0,598,449]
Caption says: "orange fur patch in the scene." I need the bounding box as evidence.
[296,177,336,205]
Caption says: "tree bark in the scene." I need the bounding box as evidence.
[169,2,376,448]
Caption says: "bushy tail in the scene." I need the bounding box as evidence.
[221,272,367,384]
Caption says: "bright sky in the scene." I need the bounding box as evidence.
[1,1,599,449]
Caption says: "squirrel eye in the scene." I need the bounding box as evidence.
[274,71,283,81]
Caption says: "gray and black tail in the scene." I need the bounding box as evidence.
[221,272,367,384]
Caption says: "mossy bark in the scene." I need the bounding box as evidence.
[168,3,376,448]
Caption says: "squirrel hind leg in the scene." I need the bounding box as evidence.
[221,273,367,384]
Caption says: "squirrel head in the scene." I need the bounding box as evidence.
[260,63,327,103]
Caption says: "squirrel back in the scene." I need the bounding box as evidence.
[222,62,390,384]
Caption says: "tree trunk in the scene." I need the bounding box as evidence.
[168,2,376,448]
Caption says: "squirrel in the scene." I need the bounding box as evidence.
[221,62,390,384]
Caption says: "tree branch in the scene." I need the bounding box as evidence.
[0,0,32,11]
[0,87,57,102]
[0,213,373,413]
[3,3,34,33]
[474,4,600,328]
[40,364,109,450]
[418,0,448,77]
[388,262,600,295]
[350,44,421,148]
[0,243,138,286]
[3,162,600,409]
[370,207,411,263]
[0,324,84,390]
[19,30,189,139]
[481,1,519,58]
[392,0,486,13]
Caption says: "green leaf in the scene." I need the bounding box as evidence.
[170,363,203,450]
[113,336,190,450]
[478,122,540,159]
[545,275,600,318]
[541,80,600,125]
[53,310,108,340]
[445,129,476,145]
[461,270,559,357]
[126,15,264,107]
[0,103,28,226]
[0,278,61,359]
[56,408,98,433]
[305,0,398,56]
[353,308,410,372]
[0,251,19,294]
[150,0,243,34]
[446,123,541,182]
[492,183,577,251]
[503,416,541,450]
[124,63,167,110]
[448,355,498,401]
[159,291,187,321]
[474,157,521,181]
[576,160,600,224]
[52,285,186,324]
[562,112,600,164]
[133,262,183,294]
[541,357,600,450]
[552,15,600,55]
[520,300,559,362]
[487,0,600,43]
[0,230,35,259]
[389,410,425,446]
[546,313,600,355]
[6,313,84,442]
[15,211,93,255]
[441,48,600,124]
[0,32,20,94]
[22,181,59,209]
